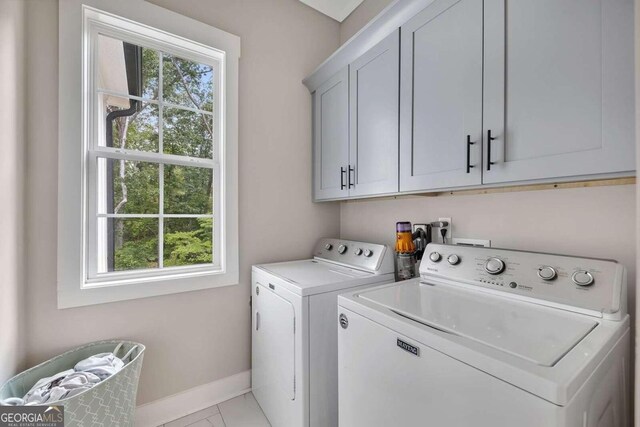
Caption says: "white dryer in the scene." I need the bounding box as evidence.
[252,238,394,427]
[338,243,630,427]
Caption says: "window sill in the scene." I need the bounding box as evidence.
[85,265,224,288]
[58,269,239,309]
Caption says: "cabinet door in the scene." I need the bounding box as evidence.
[483,0,635,184]
[349,30,400,197]
[313,67,350,200]
[399,0,483,192]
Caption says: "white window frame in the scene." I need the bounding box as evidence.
[58,0,240,308]
[87,13,223,283]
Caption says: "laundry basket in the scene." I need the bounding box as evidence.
[0,340,145,427]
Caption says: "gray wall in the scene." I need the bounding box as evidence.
[24,0,340,404]
[0,0,26,384]
[340,0,393,44]
[341,186,636,308]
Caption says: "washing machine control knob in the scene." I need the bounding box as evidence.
[572,271,594,287]
[339,313,349,329]
[447,254,460,265]
[537,266,557,281]
[354,248,363,256]
[324,243,333,250]
[429,252,442,262]
[338,244,348,254]
[363,249,373,257]
[485,258,505,275]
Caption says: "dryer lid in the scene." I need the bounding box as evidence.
[359,281,598,367]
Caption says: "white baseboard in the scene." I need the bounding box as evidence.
[135,370,251,427]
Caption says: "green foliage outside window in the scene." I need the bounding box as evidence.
[107,45,215,271]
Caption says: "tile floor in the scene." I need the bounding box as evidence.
[160,392,271,427]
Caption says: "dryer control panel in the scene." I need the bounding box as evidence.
[420,243,626,320]
[314,238,393,274]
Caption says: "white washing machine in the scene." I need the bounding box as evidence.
[252,238,394,427]
[338,243,630,427]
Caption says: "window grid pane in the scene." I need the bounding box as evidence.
[95,38,214,161]
[95,156,214,273]
[162,107,213,159]
[162,52,214,112]
[97,217,160,273]
[97,158,160,215]
[163,218,213,267]
[96,34,159,101]
[94,35,217,277]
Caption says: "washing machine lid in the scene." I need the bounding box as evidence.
[359,281,598,367]
[256,259,388,296]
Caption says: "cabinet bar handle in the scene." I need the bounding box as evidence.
[348,165,355,188]
[340,167,346,190]
[487,129,497,171]
[466,135,475,174]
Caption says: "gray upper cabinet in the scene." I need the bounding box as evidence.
[313,33,400,201]
[313,67,349,200]
[482,0,635,184]
[349,30,400,197]
[399,0,483,192]
[306,0,635,201]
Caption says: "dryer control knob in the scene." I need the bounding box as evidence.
[338,244,348,254]
[537,266,557,281]
[354,248,363,256]
[363,249,373,257]
[485,258,505,275]
[429,252,442,262]
[447,254,460,265]
[572,271,594,287]
[324,243,333,250]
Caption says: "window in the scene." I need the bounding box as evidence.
[58,1,240,308]
[90,32,220,282]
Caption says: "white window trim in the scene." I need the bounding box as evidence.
[58,0,240,308]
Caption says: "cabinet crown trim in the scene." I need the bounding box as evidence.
[302,0,435,92]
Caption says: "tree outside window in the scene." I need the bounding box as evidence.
[96,34,217,274]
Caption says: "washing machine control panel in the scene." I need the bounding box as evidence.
[420,243,626,319]
[314,238,393,274]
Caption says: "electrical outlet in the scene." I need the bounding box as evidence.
[438,217,452,242]
[452,237,491,247]
[412,223,429,234]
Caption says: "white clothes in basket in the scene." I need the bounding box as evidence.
[1,342,137,406]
